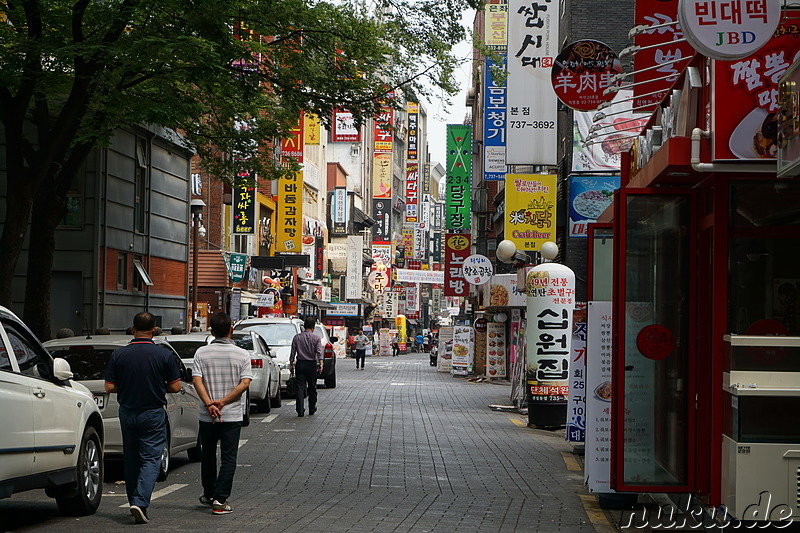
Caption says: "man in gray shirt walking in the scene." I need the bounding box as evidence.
[289,317,323,417]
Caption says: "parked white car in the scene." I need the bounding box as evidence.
[44,335,201,481]
[0,306,104,515]
[235,317,338,392]
[166,331,281,413]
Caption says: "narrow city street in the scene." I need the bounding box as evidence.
[0,352,603,533]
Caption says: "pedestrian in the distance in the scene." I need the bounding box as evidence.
[392,335,399,357]
[192,312,252,515]
[422,334,430,353]
[415,333,424,352]
[104,312,182,524]
[353,329,368,370]
[289,317,323,417]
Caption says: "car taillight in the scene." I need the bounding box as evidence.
[251,359,263,368]
[324,343,333,358]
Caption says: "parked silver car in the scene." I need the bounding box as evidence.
[166,331,281,413]
[44,335,201,481]
[0,306,104,516]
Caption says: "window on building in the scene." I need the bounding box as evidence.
[234,234,249,254]
[133,256,153,292]
[117,252,128,290]
[134,138,148,234]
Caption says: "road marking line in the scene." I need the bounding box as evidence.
[286,400,296,406]
[119,483,188,507]
[261,414,279,423]
[578,494,617,533]
[273,429,295,432]
[508,416,526,427]
[238,439,248,449]
[562,451,581,472]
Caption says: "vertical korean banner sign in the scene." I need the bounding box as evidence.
[507,0,559,165]
[444,233,471,297]
[232,179,256,234]
[585,301,615,493]
[407,102,419,160]
[484,56,508,181]
[505,174,556,252]
[567,313,587,444]
[405,163,419,223]
[332,187,348,236]
[277,119,303,252]
[345,235,363,300]
[446,125,472,231]
[525,263,576,405]
[452,325,474,376]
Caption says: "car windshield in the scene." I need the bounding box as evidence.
[47,348,114,380]
[241,324,296,345]
[169,340,208,359]
[231,334,253,351]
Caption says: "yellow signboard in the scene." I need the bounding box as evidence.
[304,113,321,145]
[276,171,303,252]
[504,174,556,251]
[372,153,392,199]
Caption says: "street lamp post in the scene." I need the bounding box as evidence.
[190,199,206,331]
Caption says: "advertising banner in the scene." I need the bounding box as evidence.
[486,322,507,378]
[485,3,508,50]
[568,176,620,238]
[280,118,304,163]
[304,113,320,145]
[405,285,419,314]
[332,187,348,236]
[232,180,256,234]
[712,10,800,160]
[444,233,471,297]
[345,235,363,300]
[332,109,360,142]
[314,236,324,279]
[407,102,419,160]
[506,0,559,165]
[585,301,615,493]
[504,174,557,252]
[405,162,420,222]
[374,107,394,153]
[438,326,454,373]
[383,288,397,320]
[372,153,392,199]
[452,325,474,375]
[379,328,392,356]
[484,56,507,182]
[371,243,392,268]
[226,253,247,283]
[572,90,649,172]
[372,198,391,243]
[567,314,587,444]
[421,195,431,229]
[552,40,621,111]
[414,225,426,259]
[446,125,472,232]
[395,269,444,284]
[482,274,526,307]
[526,263,576,404]
[633,0,695,109]
[276,172,302,252]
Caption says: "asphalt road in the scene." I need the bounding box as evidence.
[1,352,600,533]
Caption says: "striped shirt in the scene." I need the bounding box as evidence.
[289,330,323,363]
[192,338,253,423]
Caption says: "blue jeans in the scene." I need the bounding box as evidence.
[294,360,318,414]
[119,406,167,509]
[199,421,242,502]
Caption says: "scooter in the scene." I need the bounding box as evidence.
[429,345,438,367]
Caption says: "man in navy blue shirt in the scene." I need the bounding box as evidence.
[105,312,181,524]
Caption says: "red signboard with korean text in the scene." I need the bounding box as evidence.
[713,10,800,160]
[281,115,304,163]
[552,40,622,111]
[633,0,695,109]
[444,233,471,297]
[373,107,393,153]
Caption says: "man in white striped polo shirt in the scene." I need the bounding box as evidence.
[192,312,252,515]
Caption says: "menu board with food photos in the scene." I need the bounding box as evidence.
[451,326,473,376]
[438,327,454,373]
[486,322,507,378]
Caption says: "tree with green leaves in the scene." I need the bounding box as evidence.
[0,0,481,339]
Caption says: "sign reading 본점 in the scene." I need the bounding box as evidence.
[552,40,621,111]
[462,254,494,285]
[678,0,781,61]
[446,125,472,232]
[505,174,557,251]
[507,0,559,165]
[232,179,256,234]
[525,263,576,404]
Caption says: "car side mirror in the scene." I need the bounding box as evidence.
[53,357,74,381]
[329,336,338,343]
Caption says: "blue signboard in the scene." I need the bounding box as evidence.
[483,56,507,182]
[568,176,620,238]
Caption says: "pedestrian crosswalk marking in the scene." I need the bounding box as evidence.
[261,414,279,423]
[119,483,188,507]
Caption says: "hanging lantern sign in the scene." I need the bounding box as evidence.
[551,40,622,111]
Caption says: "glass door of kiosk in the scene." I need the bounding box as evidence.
[611,188,696,493]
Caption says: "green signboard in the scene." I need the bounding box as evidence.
[446,124,472,232]
[227,253,247,283]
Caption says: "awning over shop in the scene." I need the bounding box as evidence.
[353,207,375,230]
[300,299,335,309]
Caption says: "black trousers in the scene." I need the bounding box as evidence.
[355,348,365,368]
[294,360,318,415]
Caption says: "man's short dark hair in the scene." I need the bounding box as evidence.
[133,312,156,332]
[303,317,316,330]
[210,312,232,337]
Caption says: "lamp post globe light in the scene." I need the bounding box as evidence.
[190,198,206,331]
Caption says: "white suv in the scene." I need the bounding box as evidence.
[0,306,104,515]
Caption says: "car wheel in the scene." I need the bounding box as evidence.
[156,435,170,482]
[324,372,336,388]
[255,396,271,414]
[270,386,282,408]
[186,437,202,462]
[55,425,103,516]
